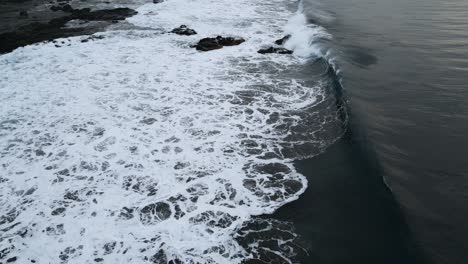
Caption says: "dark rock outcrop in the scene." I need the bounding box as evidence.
[217,36,245,46]
[194,36,245,51]
[258,47,293,55]
[71,8,137,21]
[257,35,293,55]
[49,7,137,25]
[170,25,197,36]
[274,35,291,45]
[50,4,74,13]
[0,8,138,54]
[194,37,223,51]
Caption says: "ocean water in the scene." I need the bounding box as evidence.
[299,0,468,263]
[0,0,345,263]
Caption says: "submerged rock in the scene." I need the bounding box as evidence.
[170,25,197,36]
[258,47,293,55]
[194,36,245,51]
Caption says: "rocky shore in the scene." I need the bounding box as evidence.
[0,6,138,54]
[0,0,294,56]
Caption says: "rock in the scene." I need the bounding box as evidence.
[194,36,245,51]
[48,8,135,26]
[274,35,290,45]
[170,25,197,36]
[194,37,223,51]
[50,4,73,13]
[258,47,293,55]
[217,36,245,46]
[153,0,164,3]
[0,7,138,54]
[71,8,137,21]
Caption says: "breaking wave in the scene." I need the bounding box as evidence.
[0,0,342,263]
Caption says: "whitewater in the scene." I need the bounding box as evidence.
[0,0,339,263]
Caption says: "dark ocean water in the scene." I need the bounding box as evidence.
[283,0,468,263]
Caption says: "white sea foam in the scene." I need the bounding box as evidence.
[0,0,337,263]
[283,1,331,58]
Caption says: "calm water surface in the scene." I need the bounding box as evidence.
[300,0,468,263]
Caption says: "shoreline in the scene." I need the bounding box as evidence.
[269,60,428,264]
[273,122,429,264]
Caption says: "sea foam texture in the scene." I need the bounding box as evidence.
[0,0,336,263]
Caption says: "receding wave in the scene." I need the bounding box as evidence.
[0,0,344,263]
